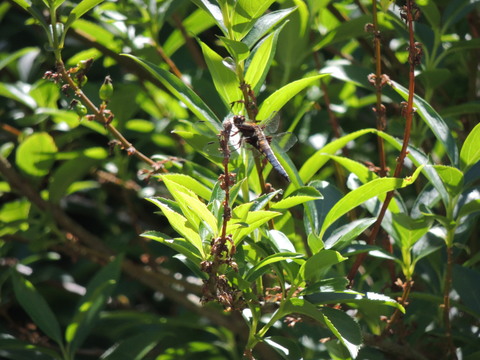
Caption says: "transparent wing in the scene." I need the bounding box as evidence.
[258,112,280,134]
[270,132,297,153]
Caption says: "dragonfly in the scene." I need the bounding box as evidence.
[205,114,297,182]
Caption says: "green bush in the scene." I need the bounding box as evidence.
[1,0,479,359]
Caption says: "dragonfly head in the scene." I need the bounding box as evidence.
[233,115,246,126]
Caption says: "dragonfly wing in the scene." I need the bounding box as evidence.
[258,112,280,134]
[271,132,297,153]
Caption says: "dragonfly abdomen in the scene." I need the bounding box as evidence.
[257,137,290,183]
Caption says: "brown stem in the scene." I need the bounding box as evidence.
[371,0,388,177]
[348,0,418,284]
[153,43,184,80]
[56,60,156,168]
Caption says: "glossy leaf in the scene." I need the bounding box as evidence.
[122,54,221,131]
[199,40,242,107]
[460,121,480,172]
[16,132,57,177]
[245,252,303,282]
[11,271,63,347]
[257,74,328,120]
[65,0,105,30]
[146,197,205,258]
[321,307,362,359]
[243,7,296,48]
[307,291,405,313]
[245,28,280,94]
[161,175,218,235]
[324,218,377,250]
[142,231,203,264]
[391,213,433,249]
[159,174,212,201]
[319,166,424,239]
[432,165,464,199]
[298,250,347,282]
[298,129,375,184]
[264,336,303,360]
[191,0,227,35]
[230,0,276,39]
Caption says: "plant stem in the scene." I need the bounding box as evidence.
[443,229,457,359]
[348,0,418,284]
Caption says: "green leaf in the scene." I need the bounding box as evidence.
[267,230,297,253]
[324,218,377,250]
[0,338,61,359]
[101,331,162,360]
[191,0,227,36]
[231,0,276,40]
[319,166,424,239]
[199,40,242,107]
[432,165,464,199]
[417,0,441,27]
[243,7,296,49]
[298,250,347,282]
[245,25,285,94]
[390,80,459,166]
[48,156,98,203]
[229,209,281,245]
[245,252,303,282]
[460,121,480,172]
[65,256,122,354]
[16,132,57,177]
[257,74,328,120]
[146,198,205,258]
[391,213,433,249]
[270,194,320,210]
[0,47,39,72]
[0,82,37,109]
[281,298,326,324]
[161,175,218,236]
[160,174,212,201]
[122,54,221,131]
[219,37,250,62]
[11,271,63,347]
[321,307,362,359]
[264,336,303,360]
[457,199,480,220]
[142,231,203,264]
[307,291,405,313]
[298,129,374,184]
[65,0,105,30]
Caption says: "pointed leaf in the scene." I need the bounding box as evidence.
[257,74,329,120]
[460,121,480,172]
[146,198,205,258]
[319,166,424,239]
[65,0,105,29]
[122,54,221,131]
[12,272,63,346]
[199,40,242,107]
[65,256,122,354]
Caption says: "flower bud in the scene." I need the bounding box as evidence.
[99,75,113,102]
